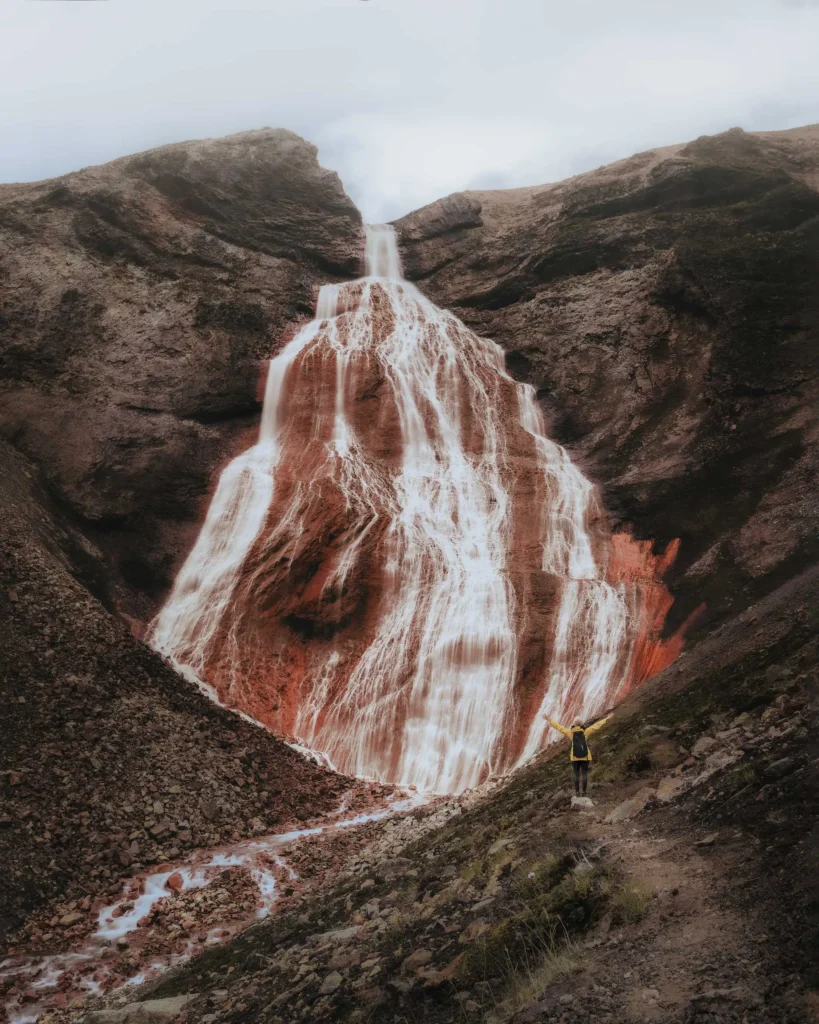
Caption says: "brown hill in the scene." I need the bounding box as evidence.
[0,128,363,622]
[396,125,819,641]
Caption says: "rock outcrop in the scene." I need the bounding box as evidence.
[395,125,819,638]
[0,128,363,620]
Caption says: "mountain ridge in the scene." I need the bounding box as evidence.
[1,121,818,1023]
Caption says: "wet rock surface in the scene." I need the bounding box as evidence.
[395,125,819,640]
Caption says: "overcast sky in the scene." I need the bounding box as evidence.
[3,0,819,221]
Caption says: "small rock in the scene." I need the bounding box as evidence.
[319,925,362,943]
[691,736,718,757]
[459,919,491,944]
[705,748,743,772]
[689,986,763,1007]
[165,871,184,892]
[83,995,195,1024]
[764,757,796,780]
[402,948,433,972]
[570,796,594,810]
[605,787,655,823]
[695,832,720,846]
[374,857,413,880]
[656,777,686,803]
[320,971,343,995]
[386,978,412,996]
[58,911,84,927]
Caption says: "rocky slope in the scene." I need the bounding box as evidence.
[49,562,819,1024]
[0,438,385,948]
[0,128,363,621]
[396,125,819,641]
[0,127,375,948]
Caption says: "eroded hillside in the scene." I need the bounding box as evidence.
[396,125,819,641]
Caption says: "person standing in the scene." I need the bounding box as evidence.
[545,714,611,796]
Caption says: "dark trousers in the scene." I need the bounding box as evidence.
[572,760,589,795]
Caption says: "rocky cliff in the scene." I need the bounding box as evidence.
[0,129,363,620]
[2,123,819,1021]
[396,125,819,640]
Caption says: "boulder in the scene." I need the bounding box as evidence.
[764,757,796,780]
[656,777,686,803]
[374,857,414,880]
[605,787,656,823]
[691,736,718,758]
[319,971,343,995]
[83,995,196,1024]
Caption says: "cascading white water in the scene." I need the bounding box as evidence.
[150,224,666,794]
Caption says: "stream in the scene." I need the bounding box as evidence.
[1,792,426,1024]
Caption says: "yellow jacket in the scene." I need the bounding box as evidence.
[547,717,608,761]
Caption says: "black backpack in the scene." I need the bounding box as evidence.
[572,729,588,759]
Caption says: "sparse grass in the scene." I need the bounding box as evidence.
[459,859,489,886]
[494,945,581,1021]
[594,737,655,783]
[610,882,652,925]
[732,763,757,789]
[379,913,410,955]
[458,853,612,986]
[510,854,564,898]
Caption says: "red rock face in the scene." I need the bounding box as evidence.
[151,228,689,794]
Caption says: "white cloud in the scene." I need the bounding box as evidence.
[2,0,818,220]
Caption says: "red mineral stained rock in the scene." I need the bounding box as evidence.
[150,228,693,795]
[165,872,184,892]
[607,535,703,693]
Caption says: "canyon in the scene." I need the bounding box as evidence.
[1,123,818,1024]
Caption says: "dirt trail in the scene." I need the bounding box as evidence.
[519,779,772,1023]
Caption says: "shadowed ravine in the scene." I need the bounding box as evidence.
[149,226,687,795]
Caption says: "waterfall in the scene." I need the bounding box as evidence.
[150,225,682,794]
